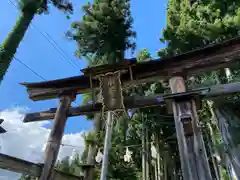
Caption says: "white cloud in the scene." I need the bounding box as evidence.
[0,108,86,180]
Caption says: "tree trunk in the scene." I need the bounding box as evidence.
[86,94,102,180]
[146,125,152,180]
[79,90,102,179]
[154,160,158,180]
[164,148,175,180]
[156,134,162,180]
[171,157,177,180]
[146,126,150,179]
[163,151,168,180]
[0,9,36,82]
[85,143,95,180]
[206,123,221,180]
[142,116,147,180]
[213,105,240,179]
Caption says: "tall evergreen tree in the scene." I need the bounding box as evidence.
[19,153,82,180]
[67,0,136,66]
[159,0,240,179]
[0,0,73,83]
[159,0,240,57]
[68,0,136,179]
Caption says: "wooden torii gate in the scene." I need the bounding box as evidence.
[18,36,240,180]
[0,153,83,180]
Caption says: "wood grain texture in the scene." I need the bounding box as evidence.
[39,95,72,180]
[21,37,240,101]
[169,76,212,180]
[23,82,240,123]
[23,94,165,122]
[0,153,82,180]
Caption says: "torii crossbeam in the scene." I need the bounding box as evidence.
[23,82,240,123]
[19,36,240,180]
[21,36,240,101]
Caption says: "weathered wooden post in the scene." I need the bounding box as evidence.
[84,139,96,180]
[39,93,75,180]
[168,76,212,180]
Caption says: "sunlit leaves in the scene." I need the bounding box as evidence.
[136,49,151,62]
[68,0,136,66]
[159,0,240,57]
[19,0,73,14]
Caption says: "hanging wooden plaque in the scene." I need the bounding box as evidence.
[99,71,124,111]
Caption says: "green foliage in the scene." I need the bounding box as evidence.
[159,1,240,179]
[221,168,231,180]
[55,154,83,176]
[158,0,240,57]
[82,93,92,105]
[82,93,94,120]
[19,0,41,12]
[19,153,83,180]
[21,0,240,179]
[19,0,73,14]
[0,0,73,84]
[19,174,36,180]
[67,1,141,179]
[136,49,151,62]
[67,0,136,65]
[107,123,141,180]
[56,156,73,174]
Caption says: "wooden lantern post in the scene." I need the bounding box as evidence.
[39,93,75,180]
[169,76,212,180]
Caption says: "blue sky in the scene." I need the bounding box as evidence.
[0,0,167,134]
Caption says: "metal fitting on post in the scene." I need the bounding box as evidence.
[180,113,193,137]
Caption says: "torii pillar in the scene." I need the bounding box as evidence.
[169,76,212,180]
[39,92,75,180]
